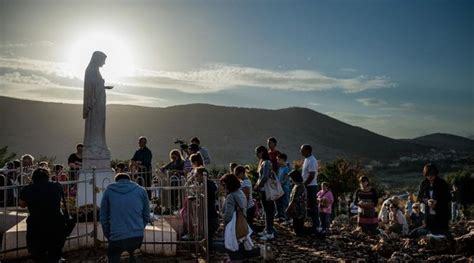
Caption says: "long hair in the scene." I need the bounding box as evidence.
[255,145,270,160]
[169,149,183,162]
[220,173,241,192]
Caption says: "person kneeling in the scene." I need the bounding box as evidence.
[100,173,150,263]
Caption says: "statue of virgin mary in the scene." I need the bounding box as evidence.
[82,51,111,169]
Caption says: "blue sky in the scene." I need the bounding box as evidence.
[0,0,472,138]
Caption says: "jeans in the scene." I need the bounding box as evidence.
[276,189,290,220]
[320,212,331,231]
[108,236,143,263]
[452,202,460,222]
[260,191,276,234]
[306,185,320,232]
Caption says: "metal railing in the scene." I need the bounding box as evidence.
[0,166,210,261]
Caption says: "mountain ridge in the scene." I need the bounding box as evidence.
[1,96,465,166]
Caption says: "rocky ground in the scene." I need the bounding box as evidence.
[9,218,474,262]
[208,216,474,262]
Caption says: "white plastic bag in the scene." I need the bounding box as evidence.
[225,211,254,252]
[224,211,239,252]
[264,175,284,201]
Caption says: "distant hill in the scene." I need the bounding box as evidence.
[0,96,429,166]
[401,133,474,151]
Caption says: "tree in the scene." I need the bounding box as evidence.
[446,170,474,205]
[0,146,16,167]
[318,158,384,216]
[318,158,365,198]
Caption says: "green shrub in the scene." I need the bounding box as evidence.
[446,170,474,205]
[0,146,16,167]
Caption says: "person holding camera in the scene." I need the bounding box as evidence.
[190,137,211,165]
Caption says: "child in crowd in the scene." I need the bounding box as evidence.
[354,176,378,234]
[408,202,429,238]
[276,153,291,223]
[388,201,409,235]
[409,202,425,229]
[114,162,127,173]
[405,192,415,216]
[286,170,306,236]
[317,182,334,233]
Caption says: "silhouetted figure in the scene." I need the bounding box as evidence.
[417,163,451,235]
[19,168,66,262]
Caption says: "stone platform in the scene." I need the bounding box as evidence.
[1,217,177,260]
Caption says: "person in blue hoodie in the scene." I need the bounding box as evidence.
[100,173,150,263]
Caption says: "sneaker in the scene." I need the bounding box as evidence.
[258,230,267,237]
[281,220,291,226]
[260,233,274,241]
[181,234,189,240]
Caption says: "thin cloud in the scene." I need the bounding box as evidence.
[0,56,396,94]
[0,57,74,78]
[127,65,396,94]
[0,72,52,86]
[308,102,321,107]
[0,41,54,49]
[356,97,387,107]
[0,71,167,107]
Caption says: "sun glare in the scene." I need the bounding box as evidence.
[66,31,135,81]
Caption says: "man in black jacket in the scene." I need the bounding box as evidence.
[417,163,451,235]
[131,136,153,197]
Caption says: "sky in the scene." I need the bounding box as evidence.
[0,0,473,139]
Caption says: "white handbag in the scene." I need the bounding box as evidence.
[264,173,284,201]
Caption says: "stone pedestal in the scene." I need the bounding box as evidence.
[76,168,114,208]
[0,210,27,233]
[1,218,177,260]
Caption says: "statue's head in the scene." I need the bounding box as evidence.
[89,51,107,68]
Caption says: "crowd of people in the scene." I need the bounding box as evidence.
[0,136,466,262]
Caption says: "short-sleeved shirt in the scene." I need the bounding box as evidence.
[277,165,291,192]
[68,153,82,166]
[268,150,281,172]
[302,155,318,186]
[240,178,255,208]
